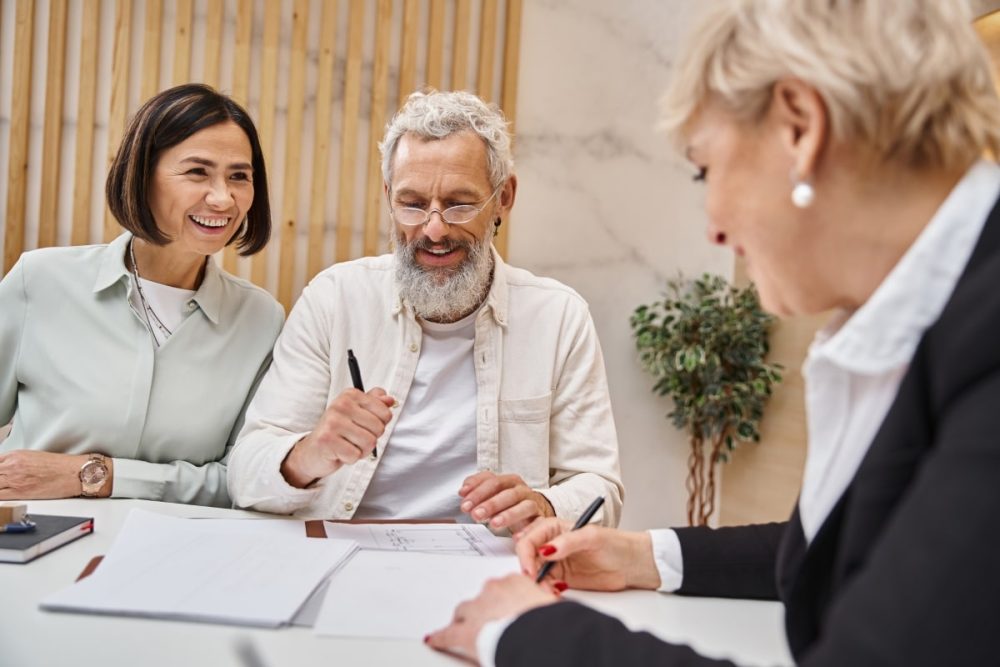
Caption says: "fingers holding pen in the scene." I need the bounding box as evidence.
[281,387,396,486]
[514,521,624,590]
[315,390,389,454]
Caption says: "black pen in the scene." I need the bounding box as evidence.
[535,496,605,583]
[347,349,376,458]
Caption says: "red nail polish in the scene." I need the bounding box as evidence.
[554,581,569,592]
[539,544,556,556]
[423,634,430,644]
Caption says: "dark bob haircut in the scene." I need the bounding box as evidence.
[106,83,271,256]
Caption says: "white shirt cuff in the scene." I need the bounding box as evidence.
[476,616,516,667]
[648,528,684,592]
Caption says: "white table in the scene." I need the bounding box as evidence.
[0,499,793,666]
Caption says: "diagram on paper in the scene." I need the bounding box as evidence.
[322,523,514,557]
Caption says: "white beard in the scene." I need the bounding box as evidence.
[393,231,495,323]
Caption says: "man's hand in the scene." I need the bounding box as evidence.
[459,471,555,532]
[281,388,395,488]
[425,573,559,663]
[0,450,101,499]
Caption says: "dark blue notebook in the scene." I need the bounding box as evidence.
[0,514,93,564]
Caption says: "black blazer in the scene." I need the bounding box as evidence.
[497,198,1000,666]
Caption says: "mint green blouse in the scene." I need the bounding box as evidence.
[0,233,284,507]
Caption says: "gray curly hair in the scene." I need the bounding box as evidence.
[380,89,514,189]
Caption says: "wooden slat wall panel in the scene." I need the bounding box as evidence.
[501,0,524,134]
[172,0,193,85]
[3,0,33,273]
[307,0,337,281]
[104,0,131,242]
[397,0,418,101]
[277,0,309,310]
[335,0,365,264]
[451,0,470,90]
[496,0,523,258]
[38,0,67,250]
[140,0,162,101]
[362,0,392,258]
[70,0,100,247]
[252,0,282,286]
[224,0,254,274]
[477,0,498,102]
[202,0,225,89]
[0,0,524,300]
[425,0,445,89]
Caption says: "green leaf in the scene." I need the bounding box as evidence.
[631,271,782,464]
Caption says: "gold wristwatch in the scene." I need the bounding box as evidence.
[79,454,110,497]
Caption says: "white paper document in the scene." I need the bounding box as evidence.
[313,550,521,639]
[41,509,357,628]
[322,522,514,556]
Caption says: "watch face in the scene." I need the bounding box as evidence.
[81,459,108,489]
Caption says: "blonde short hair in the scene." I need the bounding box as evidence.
[661,0,1000,170]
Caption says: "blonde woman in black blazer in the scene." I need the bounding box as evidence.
[427,1,1000,664]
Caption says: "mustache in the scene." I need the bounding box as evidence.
[402,236,473,253]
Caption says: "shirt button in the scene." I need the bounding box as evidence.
[409,343,418,353]
[344,502,354,512]
[187,301,196,309]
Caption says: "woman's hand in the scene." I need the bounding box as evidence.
[0,450,96,499]
[514,517,662,591]
[425,573,559,663]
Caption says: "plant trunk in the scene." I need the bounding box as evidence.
[700,433,727,526]
[686,432,729,526]
[686,435,704,526]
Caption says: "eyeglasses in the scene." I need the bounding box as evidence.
[389,187,500,227]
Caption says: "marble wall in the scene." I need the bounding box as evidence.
[509,1,730,530]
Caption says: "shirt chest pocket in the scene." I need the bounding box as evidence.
[498,394,552,423]
[497,394,552,488]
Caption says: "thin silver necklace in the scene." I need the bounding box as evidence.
[128,239,172,347]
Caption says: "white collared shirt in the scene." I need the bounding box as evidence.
[799,160,1000,539]
[227,248,624,525]
[0,232,284,506]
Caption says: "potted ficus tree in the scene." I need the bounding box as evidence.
[630,273,782,526]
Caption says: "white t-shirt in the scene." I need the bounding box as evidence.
[128,277,196,348]
[353,307,480,521]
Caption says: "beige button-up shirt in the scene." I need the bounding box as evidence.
[228,250,624,525]
[0,233,284,506]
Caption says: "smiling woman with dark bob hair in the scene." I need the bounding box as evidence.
[0,84,283,507]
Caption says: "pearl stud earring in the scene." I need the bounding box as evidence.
[791,181,815,208]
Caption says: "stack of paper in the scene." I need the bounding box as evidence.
[41,510,357,628]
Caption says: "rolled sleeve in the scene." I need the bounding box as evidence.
[228,281,336,514]
[227,429,320,513]
[544,302,624,526]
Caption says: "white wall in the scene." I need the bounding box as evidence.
[509,1,731,530]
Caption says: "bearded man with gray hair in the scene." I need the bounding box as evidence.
[228,90,623,529]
